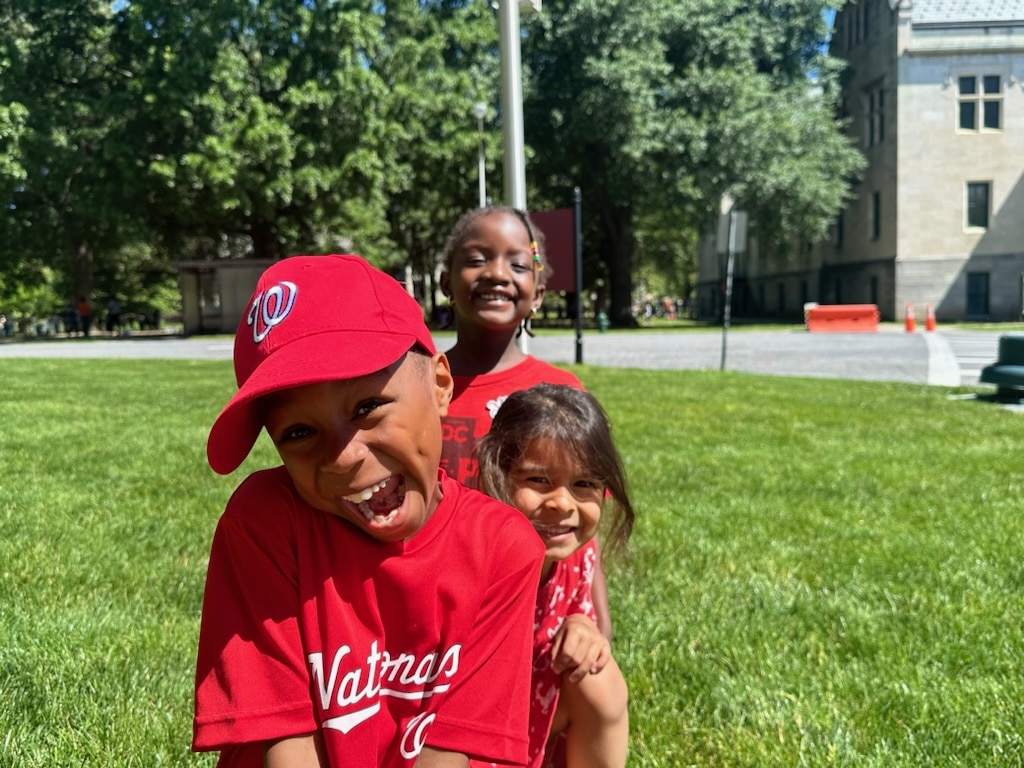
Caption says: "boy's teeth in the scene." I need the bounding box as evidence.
[344,479,388,503]
[362,507,397,523]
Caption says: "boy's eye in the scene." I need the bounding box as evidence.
[509,261,531,273]
[275,424,314,444]
[354,399,386,418]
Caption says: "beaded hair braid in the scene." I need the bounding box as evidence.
[442,205,551,282]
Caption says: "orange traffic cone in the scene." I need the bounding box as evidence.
[925,303,936,332]
[905,302,916,333]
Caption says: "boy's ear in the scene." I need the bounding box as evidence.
[432,352,454,416]
[439,271,451,299]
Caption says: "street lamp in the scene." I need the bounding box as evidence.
[472,101,488,208]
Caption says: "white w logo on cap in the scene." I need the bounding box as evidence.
[248,281,298,343]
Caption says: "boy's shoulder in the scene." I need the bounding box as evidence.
[221,470,541,564]
[438,473,525,525]
[217,466,305,538]
[436,474,543,555]
[227,465,296,507]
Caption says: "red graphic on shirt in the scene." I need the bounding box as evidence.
[440,415,479,487]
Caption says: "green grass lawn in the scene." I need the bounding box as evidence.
[1,359,1022,766]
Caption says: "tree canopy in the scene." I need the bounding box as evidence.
[523,0,862,323]
[0,0,861,327]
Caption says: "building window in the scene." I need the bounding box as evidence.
[966,182,990,229]
[958,75,1002,131]
[966,272,989,318]
[870,191,880,240]
[865,87,884,147]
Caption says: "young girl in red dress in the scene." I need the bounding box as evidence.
[478,383,635,768]
[438,205,614,640]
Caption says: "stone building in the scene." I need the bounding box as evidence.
[697,0,1024,323]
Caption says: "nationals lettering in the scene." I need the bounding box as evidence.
[308,640,461,735]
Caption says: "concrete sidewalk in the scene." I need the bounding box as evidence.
[0,327,972,387]
[504,329,960,386]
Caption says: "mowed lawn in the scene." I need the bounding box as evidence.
[0,357,1021,766]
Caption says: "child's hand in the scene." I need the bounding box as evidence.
[550,614,611,683]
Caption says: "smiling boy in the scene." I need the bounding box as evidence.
[193,255,544,768]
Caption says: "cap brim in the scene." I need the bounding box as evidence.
[206,330,420,474]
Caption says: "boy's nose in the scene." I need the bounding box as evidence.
[322,433,367,473]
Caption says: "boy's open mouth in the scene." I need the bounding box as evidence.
[344,475,406,524]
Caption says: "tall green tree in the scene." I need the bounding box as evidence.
[120,0,395,264]
[374,0,503,308]
[0,85,26,197]
[0,47,29,307]
[0,0,510,313]
[0,0,136,304]
[523,0,863,325]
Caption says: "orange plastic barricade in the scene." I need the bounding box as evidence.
[805,304,879,333]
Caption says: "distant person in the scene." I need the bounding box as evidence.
[476,383,635,768]
[77,296,92,337]
[105,297,122,334]
[438,205,615,641]
[64,302,79,336]
[193,254,544,767]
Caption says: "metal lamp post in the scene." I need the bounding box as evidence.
[472,101,487,208]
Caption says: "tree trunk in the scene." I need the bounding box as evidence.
[69,239,93,302]
[594,192,637,328]
[250,221,282,262]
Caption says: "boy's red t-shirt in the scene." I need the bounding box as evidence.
[193,468,544,766]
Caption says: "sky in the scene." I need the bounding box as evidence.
[823,8,837,42]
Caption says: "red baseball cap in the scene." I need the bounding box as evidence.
[206,254,436,474]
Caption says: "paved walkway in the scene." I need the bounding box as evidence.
[0,327,1000,387]
[516,329,959,385]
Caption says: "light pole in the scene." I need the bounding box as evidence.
[472,101,487,208]
[497,0,527,209]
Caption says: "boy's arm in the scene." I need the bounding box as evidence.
[265,733,327,768]
[194,472,316,755]
[413,747,470,768]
